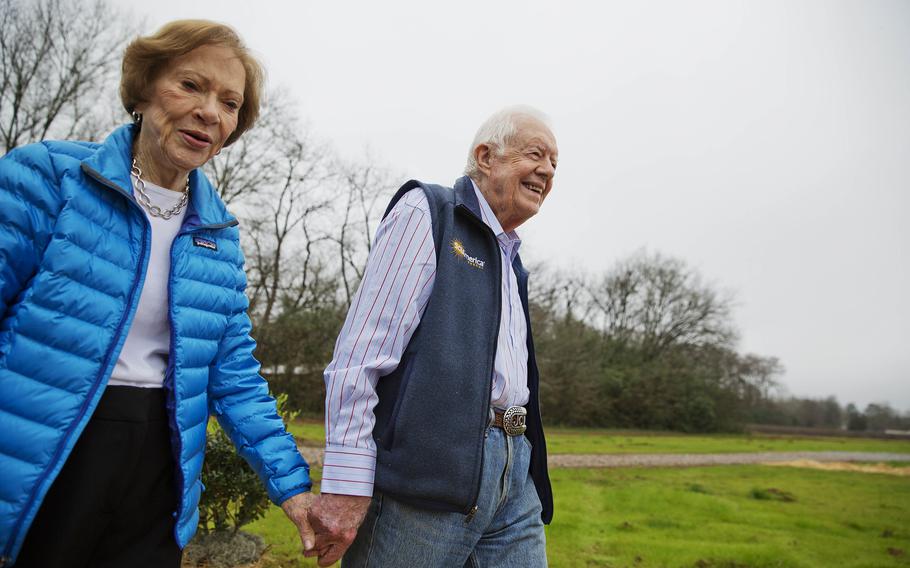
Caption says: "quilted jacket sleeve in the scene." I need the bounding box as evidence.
[208,259,312,505]
[0,144,62,318]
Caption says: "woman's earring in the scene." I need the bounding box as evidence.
[132,111,142,126]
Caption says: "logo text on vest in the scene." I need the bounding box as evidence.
[450,238,485,269]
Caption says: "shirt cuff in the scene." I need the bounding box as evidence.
[319,444,376,497]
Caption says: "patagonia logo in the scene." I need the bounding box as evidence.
[450,239,485,269]
[193,236,217,251]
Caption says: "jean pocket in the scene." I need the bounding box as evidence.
[521,434,533,453]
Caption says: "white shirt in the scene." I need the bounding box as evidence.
[108,177,187,388]
[321,180,530,496]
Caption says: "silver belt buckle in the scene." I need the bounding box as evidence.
[502,406,527,436]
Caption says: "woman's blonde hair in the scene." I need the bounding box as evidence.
[120,19,264,146]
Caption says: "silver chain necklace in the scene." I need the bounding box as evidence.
[130,158,189,220]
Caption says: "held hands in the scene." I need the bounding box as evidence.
[280,491,370,566]
[304,493,372,567]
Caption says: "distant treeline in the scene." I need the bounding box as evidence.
[261,250,903,434]
[529,252,778,432]
[751,396,910,432]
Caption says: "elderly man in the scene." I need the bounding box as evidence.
[307,106,558,567]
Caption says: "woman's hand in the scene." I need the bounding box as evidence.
[280,492,317,552]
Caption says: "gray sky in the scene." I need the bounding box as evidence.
[111,0,910,411]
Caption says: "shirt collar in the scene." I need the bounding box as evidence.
[470,178,522,258]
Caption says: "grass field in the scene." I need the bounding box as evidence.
[244,461,910,567]
[287,420,910,455]
[547,465,910,568]
[259,423,910,566]
[542,428,910,455]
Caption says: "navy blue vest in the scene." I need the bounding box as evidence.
[372,176,553,523]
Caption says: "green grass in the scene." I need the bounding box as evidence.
[247,464,910,567]
[285,420,325,446]
[547,465,910,567]
[287,419,910,455]
[543,426,910,455]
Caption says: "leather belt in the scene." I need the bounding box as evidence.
[490,406,527,436]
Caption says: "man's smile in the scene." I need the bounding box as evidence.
[521,181,544,196]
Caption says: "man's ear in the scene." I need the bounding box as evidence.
[474,143,495,177]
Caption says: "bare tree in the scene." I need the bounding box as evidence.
[205,91,299,207]
[204,93,341,325]
[527,263,590,323]
[242,130,335,327]
[737,354,784,401]
[205,90,400,351]
[584,250,736,357]
[0,0,134,154]
[332,157,398,305]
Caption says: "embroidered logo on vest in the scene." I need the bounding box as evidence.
[450,238,485,269]
[193,236,217,251]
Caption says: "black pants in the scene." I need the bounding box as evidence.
[16,386,182,568]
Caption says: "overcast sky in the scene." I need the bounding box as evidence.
[110,0,910,412]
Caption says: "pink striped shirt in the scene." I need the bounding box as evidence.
[321,181,529,496]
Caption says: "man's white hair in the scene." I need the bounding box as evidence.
[464,105,553,179]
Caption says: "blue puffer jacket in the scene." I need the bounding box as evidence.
[0,124,311,565]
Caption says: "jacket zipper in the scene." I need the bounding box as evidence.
[165,221,237,536]
[164,233,184,533]
[5,165,151,560]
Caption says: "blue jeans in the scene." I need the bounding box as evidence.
[342,427,547,567]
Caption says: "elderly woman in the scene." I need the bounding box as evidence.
[0,20,314,567]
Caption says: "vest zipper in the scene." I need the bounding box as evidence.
[464,216,501,521]
[5,166,151,561]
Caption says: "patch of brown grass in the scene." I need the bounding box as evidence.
[763,460,910,476]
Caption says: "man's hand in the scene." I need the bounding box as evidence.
[280,492,317,552]
[305,493,372,567]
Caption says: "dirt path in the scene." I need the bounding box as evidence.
[297,445,910,470]
[765,460,910,476]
